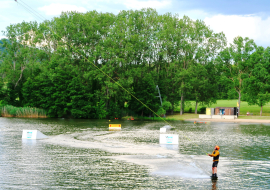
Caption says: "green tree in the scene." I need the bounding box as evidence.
[188,62,218,114]
[129,73,160,117]
[158,16,225,115]
[243,46,270,116]
[95,100,107,119]
[0,9,229,118]
[216,36,257,115]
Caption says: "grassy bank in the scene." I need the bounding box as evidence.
[1,105,47,118]
[122,115,176,121]
[175,99,270,116]
[165,113,270,121]
[123,114,200,121]
[165,114,199,120]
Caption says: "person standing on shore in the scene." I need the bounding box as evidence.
[208,145,220,178]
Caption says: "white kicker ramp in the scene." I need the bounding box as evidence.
[22,130,48,139]
[159,134,178,144]
[160,125,171,133]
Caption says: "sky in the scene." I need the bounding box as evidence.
[1,0,270,47]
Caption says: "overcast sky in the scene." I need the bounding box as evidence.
[1,0,270,47]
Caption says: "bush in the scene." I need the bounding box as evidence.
[157,107,166,116]
[162,101,172,112]
[199,107,206,114]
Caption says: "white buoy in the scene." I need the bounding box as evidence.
[160,125,171,133]
[159,134,178,144]
[22,130,48,139]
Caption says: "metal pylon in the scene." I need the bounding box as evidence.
[156,85,162,107]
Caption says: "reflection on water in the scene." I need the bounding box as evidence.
[0,118,269,189]
[211,179,217,190]
[159,144,179,150]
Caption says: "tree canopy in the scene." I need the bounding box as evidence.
[0,9,269,118]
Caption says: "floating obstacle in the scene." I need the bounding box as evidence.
[22,130,48,139]
[194,121,207,124]
[160,125,171,133]
[109,124,121,131]
[159,134,179,144]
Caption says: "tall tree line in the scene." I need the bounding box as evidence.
[0,9,269,118]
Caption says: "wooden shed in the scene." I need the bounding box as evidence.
[215,107,237,116]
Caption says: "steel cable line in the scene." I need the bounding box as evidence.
[20,0,47,21]
[15,1,44,22]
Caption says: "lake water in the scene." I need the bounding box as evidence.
[0,118,269,189]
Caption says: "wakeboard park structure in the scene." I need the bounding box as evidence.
[159,134,179,145]
[159,125,178,145]
[199,107,238,119]
[160,125,171,133]
[22,130,48,139]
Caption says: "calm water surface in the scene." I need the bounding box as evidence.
[0,118,269,189]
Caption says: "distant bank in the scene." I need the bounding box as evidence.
[166,113,270,123]
[186,118,270,123]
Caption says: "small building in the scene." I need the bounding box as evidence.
[206,108,215,115]
[215,107,238,116]
[199,107,238,119]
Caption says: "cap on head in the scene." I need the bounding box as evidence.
[215,145,220,150]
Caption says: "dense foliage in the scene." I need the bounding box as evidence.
[0,9,269,118]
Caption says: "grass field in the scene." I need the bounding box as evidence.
[176,99,270,116]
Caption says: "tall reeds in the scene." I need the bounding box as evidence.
[1,105,47,118]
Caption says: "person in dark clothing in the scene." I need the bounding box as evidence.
[208,145,220,178]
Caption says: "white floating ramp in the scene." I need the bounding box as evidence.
[22,130,48,139]
[159,134,179,145]
[160,125,171,133]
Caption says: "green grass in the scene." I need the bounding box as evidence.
[176,99,270,116]
[122,115,176,121]
[139,116,176,121]
[166,114,199,120]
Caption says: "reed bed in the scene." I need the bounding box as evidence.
[1,105,47,118]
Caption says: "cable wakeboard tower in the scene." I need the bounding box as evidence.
[155,85,162,107]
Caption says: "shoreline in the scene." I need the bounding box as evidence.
[0,115,269,123]
[185,118,270,123]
